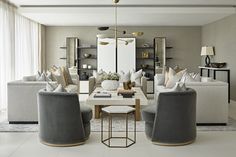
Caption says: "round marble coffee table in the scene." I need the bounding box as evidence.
[101,106,136,148]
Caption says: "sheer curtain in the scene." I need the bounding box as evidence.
[0,0,39,110]
[15,14,39,79]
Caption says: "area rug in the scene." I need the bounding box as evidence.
[1,117,236,132]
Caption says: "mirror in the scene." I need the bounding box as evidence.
[66,37,79,67]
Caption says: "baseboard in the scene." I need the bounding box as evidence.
[197,123,227,126]
[9,121,38,124]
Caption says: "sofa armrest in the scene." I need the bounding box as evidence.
[89,77,96,95]
[141,76,147,96]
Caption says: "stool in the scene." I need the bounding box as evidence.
[101,106,136,148]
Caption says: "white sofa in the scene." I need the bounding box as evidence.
[8,76,79,123]
[154,75,228,124]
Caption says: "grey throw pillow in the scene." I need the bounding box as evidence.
[119,71,130,83]
[130,69,142,86]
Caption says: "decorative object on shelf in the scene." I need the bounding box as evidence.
[143,43,150,47]
[82,64,88,69]
[141,64,149,69]
[123,81,135,90]
[97,0,143,46]
[87,65,92,69]
[117,89,136,98]
[83,53,92,58]
[80,72,89,80]
[101,72,120,91]
[201,46,214,67]
[210,62,226,68]
[142,51,149,58]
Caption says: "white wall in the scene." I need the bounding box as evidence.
[45,26,202,72]
[202,13,236,100]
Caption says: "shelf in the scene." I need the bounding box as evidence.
[166,46,173,49]
[78,58,97,60]
[78,47,97,49]
[78,68,97,71]
[166,57,173,60]
[136,47,154,49]
[137,58,154,60]
[60,46,67,49]
[137,68,154,71]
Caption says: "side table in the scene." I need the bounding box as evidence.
[199,66,230,103]
[101,106,136,148]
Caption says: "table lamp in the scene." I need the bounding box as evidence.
[201,46,214,67]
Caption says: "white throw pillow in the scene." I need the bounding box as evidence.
[130,69,142,86]
[165,68,186,88]
[119,71,130,83]
[93,69,106,85]
[155,74,165,85]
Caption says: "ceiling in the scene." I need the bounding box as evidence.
[10,0,236,26]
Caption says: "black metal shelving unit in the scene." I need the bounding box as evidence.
[77,44,97,81]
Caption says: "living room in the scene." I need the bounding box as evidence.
[1,0,236,156]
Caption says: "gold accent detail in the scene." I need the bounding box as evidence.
[152,139,195,146]
[132,32,144,37]
[99,41,109,45]
[40,140,85,147]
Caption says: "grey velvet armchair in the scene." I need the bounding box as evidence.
[142,88,197,146]
[37,89,92,147]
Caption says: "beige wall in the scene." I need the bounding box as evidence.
[202,13,236,100]
[45,26,201,72]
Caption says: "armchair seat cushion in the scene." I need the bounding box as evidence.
[80,105,93,123]
[141,105,156,123]
[65,84,77,93]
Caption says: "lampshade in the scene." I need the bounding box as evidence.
[201,46,214,56]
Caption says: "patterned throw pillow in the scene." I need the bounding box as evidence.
[46,82,66,92]
[50,67,67,88]
[165,68,186,88]
[61,66,73,85]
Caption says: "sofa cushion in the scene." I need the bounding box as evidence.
[142,105,156,123]
[23,75,36,81]
[80,105,92,123]
[65,84,78,93]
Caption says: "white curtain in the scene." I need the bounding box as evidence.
[15,14,39,79]
[0,0,39,110]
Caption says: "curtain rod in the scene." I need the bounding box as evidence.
[20,4,236,8]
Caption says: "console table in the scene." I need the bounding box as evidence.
[199,66,230,103]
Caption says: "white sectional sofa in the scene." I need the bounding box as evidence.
[154,75,229,124]
[7,77,79,123]
[7,81,52,123]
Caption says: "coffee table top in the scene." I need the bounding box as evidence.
[86,87,148,106]
[102,106,135,114]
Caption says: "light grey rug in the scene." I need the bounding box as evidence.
[1,117,236,132]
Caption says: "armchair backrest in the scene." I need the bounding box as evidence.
[37,89,85,144]
[152,88,196,143]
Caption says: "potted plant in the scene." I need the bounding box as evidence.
[101,72,120,91]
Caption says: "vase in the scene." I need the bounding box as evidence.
[80,72,89,80]
[101,80,119,91]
